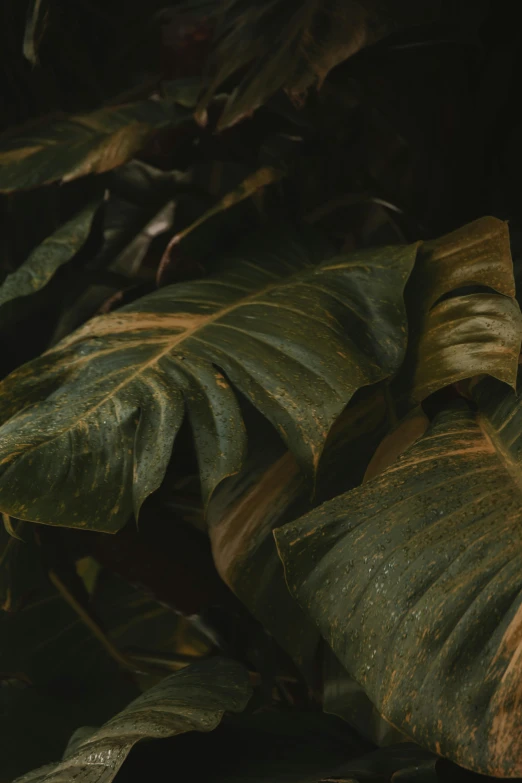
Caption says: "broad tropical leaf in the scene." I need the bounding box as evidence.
[0,100,192,192]
[0,229,418,531]
[276,373,522,776]
[0,202,99,326]
[13,658,251,783]
[397,217,522,402]
[184,0,440,128]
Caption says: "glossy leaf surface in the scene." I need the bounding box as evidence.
[0,230,417,531]
[276,375,522,776]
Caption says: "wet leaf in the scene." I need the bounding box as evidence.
[397,217,522,402]
[0,202,99,326]
[23,0,48,65]
[184,0,440,129]
[0,228,418,531]
[276,372,522,776]
[0,100,192,192]
[13,658,251,783]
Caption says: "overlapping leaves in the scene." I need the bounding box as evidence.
[0,228,419,531]
[276,371,522,776]
[397,217,522,402]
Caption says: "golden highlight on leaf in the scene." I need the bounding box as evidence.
[276,372,522,776]
[0,229,417,531]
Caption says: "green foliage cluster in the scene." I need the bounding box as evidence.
[1,1,522,781]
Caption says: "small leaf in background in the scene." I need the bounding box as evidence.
[0,229,417,531]
[183,0,441,129]
[13,657,252,783]
[0,201,99,327]
[23,0,49,66]
[207,388,388,680]
[0,100,192,192]
[157,165,284,283]
[0,545,208,778]
[276,371,522,776]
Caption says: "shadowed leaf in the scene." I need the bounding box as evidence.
[207,388,388,679]
[276,371,522,776]
[0,100,192,192]
[363,408,429,483]
[0,562,209,778]
[184,0,440,129]
[157,165,284,282]
[0,518,41,612]
[322,647,408,748]
[13,658,251,783]
[0,228,418,531]
[0,202,99,326]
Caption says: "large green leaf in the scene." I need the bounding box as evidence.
[0,229,418,532]
[183,0,440,129]
[0,202,99,327]
[0,100,192,192]
[276,373,522,776]
[14,658,251,783]
[396,217,522,402]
